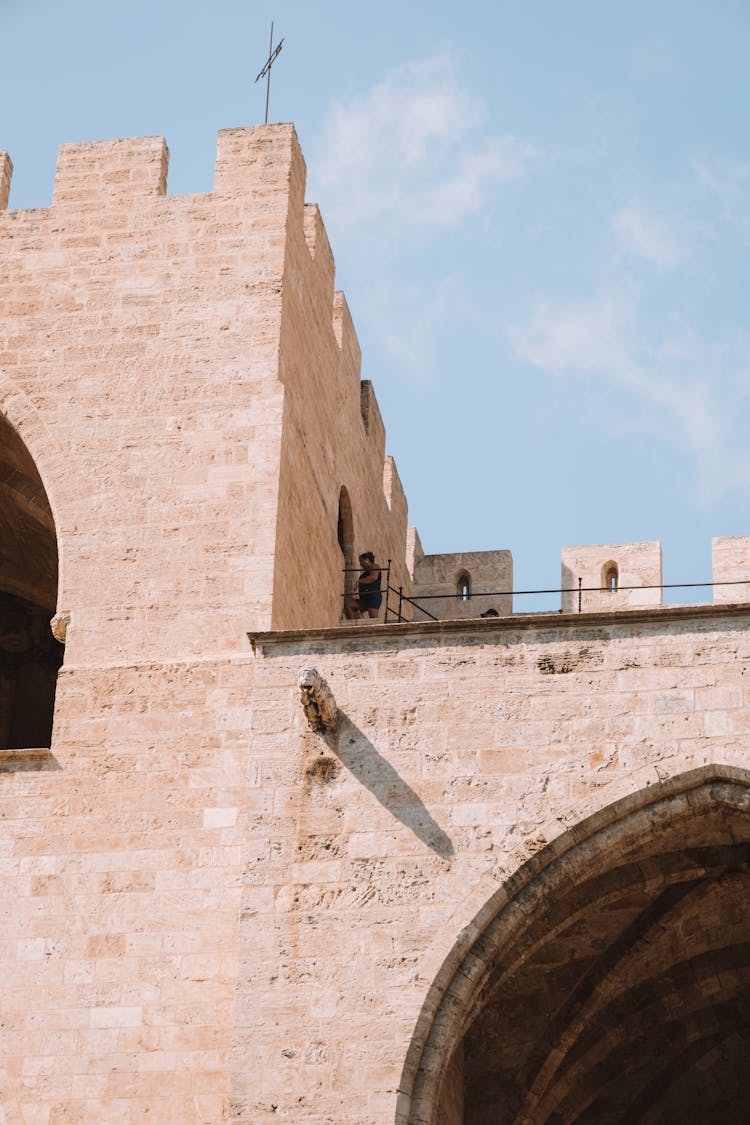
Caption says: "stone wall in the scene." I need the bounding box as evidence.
[411,545,513,620]
[272,171,411,628]
[1,128,292,665]
[0,656,252,1124]
[0,124,410,661]
[561,540,662,612]
[713,535,750,604]
[2,122,750,1124]
[236,604,750,1122]
[1,599,748,1122]
[0,122,413,1123]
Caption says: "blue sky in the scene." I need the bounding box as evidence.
[3,0,750,606]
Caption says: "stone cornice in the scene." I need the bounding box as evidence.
[247,601,750,653]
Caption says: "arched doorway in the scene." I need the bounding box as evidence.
[337,486,355,612]
[402,766,750,1124]
[0,413,62,749]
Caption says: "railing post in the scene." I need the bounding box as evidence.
[384,559,392,623]
[578,576,582,614]
[398,585,403,623]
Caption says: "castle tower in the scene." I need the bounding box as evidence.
[1,126,749,1124]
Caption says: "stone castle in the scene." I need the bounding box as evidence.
[1,123,749,1124]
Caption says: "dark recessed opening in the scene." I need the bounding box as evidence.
[0,414,62,749]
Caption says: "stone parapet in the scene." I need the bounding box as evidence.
[0,123,411,655]
[561,540,662,612]
[713,535,750,603]
[412,548,513,620]
[52,135,169,206]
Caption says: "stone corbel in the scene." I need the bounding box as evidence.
[298,667,338,732]
[51,611,71,645]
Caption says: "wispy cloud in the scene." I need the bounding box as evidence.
[695,157,750,232]
[309,56,534,241]
[507,282,750,506]
[612,202,687,270]
[308,55,750,511]
[507,289,638,376]
[364,273,471,382]
[308,55,535,382]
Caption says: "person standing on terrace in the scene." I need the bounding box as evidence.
[345,552,383,619]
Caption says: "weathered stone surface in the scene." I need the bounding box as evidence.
[561,539,663,611]
[1,122,749,1124]
[713,534,750,603]
[298,666,338,731]
[411,545,513,620]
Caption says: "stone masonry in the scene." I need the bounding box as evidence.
[1,123,749,1124]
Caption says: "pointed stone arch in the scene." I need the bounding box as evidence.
[0,375,66,601]
[455,569,471,602]
[0,377,62,520]
[601,558,619,592]
[399,765,750,1125]
[0,405,63,749]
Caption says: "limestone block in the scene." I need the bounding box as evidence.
[712,536,750,603]
[52,136,169,206]
[214,122,303,215]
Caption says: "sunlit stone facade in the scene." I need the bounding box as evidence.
[1,125,749,1124]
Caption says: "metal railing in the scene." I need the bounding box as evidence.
[343,571,750,623]
[342,559,393,621]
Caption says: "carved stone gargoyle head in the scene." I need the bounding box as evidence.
[298,667,338,732]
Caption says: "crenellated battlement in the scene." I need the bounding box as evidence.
[411,535,750,621]
[4,122,746,639]
[0,125,369,413]
[52,135,169,206]
[302,203,335,292]
[0,122,409,641]
[2,124,305,211]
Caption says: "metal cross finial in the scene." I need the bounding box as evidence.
[254,21,284,126]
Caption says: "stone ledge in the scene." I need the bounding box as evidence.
[0,747,56,773]
[248,600,750,652]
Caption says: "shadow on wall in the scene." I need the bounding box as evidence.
[326,714,454,860]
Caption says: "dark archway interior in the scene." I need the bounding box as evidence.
[338,486,355,600]
[0,414,62,748]
[447,795,750,1124]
